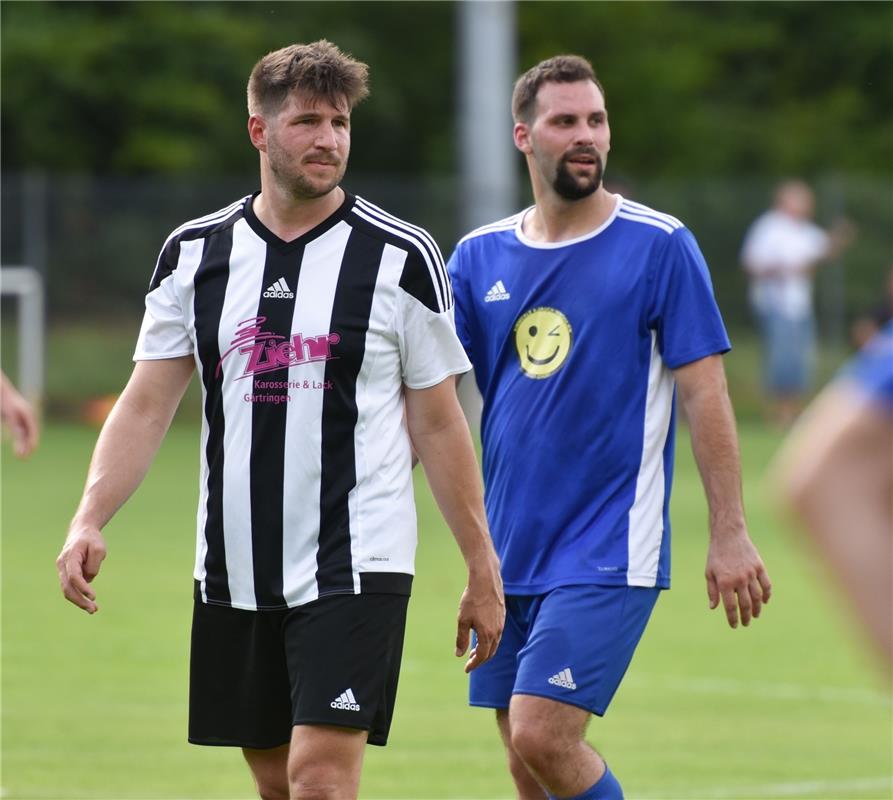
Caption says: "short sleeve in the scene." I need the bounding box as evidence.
[650,228,731,369]
[446,246,474,361]
[396,247,471,388]
[841,322,893,414]
[133,241,194,361]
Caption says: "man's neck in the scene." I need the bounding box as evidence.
[522,187,616,243]
[252,183,345,243]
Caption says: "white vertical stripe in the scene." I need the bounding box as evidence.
[627,331,674,586]
[350,243,418,586]
[346,688,357,704]
[219,219,267,609]
[173,238,211,600]
[282,221,353,607]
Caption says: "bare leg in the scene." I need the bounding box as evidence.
[496,708,547,799]
[243,744,289,800]
[287,724,368,800]
[508,694,606,798]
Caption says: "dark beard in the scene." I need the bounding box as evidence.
[553,151,603,200]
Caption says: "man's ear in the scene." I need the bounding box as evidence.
[248,114,267,153]
[513,121,532,155]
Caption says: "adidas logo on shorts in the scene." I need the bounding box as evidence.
[330,688,361,711]
[548,667,577,690]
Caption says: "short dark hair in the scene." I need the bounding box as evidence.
[247,40,369,116]
[511,54,605,124]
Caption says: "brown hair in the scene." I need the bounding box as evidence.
[511,54,605,123]
[247,40,369,116]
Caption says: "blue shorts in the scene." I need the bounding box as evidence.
[756,308,815,393]
[470,585,660,716]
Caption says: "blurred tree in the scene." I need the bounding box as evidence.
[2,1,890,178]
[0,0,455,175]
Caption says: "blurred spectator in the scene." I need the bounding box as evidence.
[0,371,39,458]
[740,180,855,427]
[773,322,892,672]
[850,266,893,351]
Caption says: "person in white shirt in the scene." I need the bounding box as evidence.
[740,180,853,426]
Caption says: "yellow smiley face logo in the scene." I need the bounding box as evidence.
[513,307,573,379]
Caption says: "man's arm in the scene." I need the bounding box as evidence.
[773,384,892,666]
[674,355,772,628]
[0,370,39,458]
[56,356,194,614]
[404,375,505,672]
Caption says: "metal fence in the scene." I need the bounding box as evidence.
[3,171,890,340]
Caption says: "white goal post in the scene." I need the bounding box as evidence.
[1,266,45,405]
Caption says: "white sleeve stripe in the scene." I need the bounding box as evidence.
[148,198,247,290]
[458,220,520,244]
[621,200,683,228]
[617,210,675,235]
[351,206,448,312]
[161,197,247,249]
[354,198,451,307]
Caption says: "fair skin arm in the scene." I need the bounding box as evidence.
[404,375,505,672]
[56,357,194,613]
[773,384,892,667]
[674,355,772,628]
[0,371,39,458]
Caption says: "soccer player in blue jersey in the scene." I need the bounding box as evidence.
[447,54,772,800]
[776,323,893,671]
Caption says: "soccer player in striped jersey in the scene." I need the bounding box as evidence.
[447,55,771,800]
[56,41,504,800]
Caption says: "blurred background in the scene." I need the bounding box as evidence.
[2,0,891,415]
[1,2,891,799]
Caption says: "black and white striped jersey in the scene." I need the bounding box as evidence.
[134,192,470,610]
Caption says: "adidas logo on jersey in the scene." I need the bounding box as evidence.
[330,688,361,711]
[484,280,511,302]
[548,668,577,690]
[263,278,294,299]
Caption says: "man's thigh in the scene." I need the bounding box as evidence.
[513,584,660,716]
[188,591,409,749]
[284,592,409,747]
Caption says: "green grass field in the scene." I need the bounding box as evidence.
[2,421,891,800]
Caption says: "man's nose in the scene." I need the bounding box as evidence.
[315,123,338,150]
[572,121,594,146]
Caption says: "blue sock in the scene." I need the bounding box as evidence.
[548,763,624,800]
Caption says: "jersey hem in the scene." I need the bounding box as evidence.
[194,572,413,610]
[133,350,194,361]
[662,341,731,370]
[501,575,670,594]
[403,363,472,390]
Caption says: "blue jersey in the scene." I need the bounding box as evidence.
[843,321,893,413]
[448,197,731,593]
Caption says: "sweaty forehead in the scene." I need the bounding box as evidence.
[535,80,606,118]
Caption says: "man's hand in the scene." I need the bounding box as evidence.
[455,555,506,672]
[56,525,108,614]
[705,530,772,628]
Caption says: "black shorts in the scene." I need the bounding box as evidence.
[188,586,410,748]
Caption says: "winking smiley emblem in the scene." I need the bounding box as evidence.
[513,307,573,379]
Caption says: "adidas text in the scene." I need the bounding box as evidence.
[263,278,295,299]
[484,280,511,303]
[548,668,577,690]
[330,699,361,711]
[330,689,361,711]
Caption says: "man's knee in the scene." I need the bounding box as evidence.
[509,716,575,773]
[287,725,366,800]
[508,697,592,776]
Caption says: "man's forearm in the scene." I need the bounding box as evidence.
[410,414,494,567]
[70,358,192,533]
[676,358,746,537]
